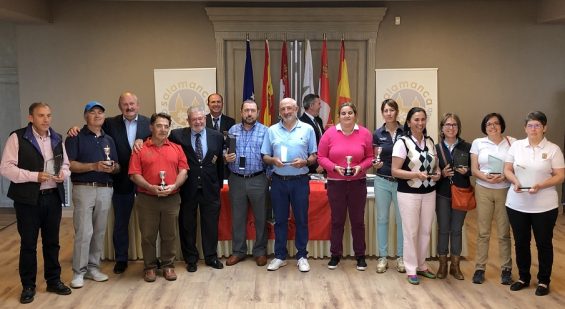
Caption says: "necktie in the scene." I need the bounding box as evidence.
[314,117,322,135]
[195,133,203,161]
[213,118,219,131]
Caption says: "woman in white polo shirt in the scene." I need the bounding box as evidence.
[503,111,564,297]
[470,113,515,285]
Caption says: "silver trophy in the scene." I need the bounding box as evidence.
[103,145,113,166]
[374,146,383,163]
[344,155,354,176]
[159,170,166,189]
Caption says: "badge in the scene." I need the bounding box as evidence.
[212,155,218,164]
[542,153,547,159]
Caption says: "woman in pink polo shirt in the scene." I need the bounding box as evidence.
[318,103,374,271]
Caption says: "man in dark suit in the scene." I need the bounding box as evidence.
[299,94,325,174]
[205,93,235,179]
[205,93,236,134]
[170,107,225,272]
[101,92,151,274]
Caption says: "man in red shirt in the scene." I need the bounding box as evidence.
[129,113,188,282]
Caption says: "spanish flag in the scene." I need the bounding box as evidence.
[335,39,351,124]
[260,40,274,126]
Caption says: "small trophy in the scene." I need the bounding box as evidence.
[159,171,166,189]
[103,145,113,166]
[344,155,354,176]
[373,146,383,164]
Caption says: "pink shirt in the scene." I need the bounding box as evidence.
[318,124,374,180]
[0,128,70,190]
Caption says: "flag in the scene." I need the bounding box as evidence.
[260,40,274,126]
[279,40,290,103]
[243,39,255,101]
[335,39,351,124]
[318,39,331,126]
[301,39,314,116]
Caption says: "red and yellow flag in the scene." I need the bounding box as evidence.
[260,40,274,126]
[279,40,290,102]
[335,39,351,124]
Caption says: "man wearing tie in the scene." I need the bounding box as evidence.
[170,107,225,272]
[205,93,236,134]
[299,94,325,174]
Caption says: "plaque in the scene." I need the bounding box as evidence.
[44,154,63,177]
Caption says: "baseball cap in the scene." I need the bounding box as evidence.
[84,101,105,113]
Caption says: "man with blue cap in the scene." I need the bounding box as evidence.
[65,101,119,289]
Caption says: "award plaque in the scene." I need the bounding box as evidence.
[515,164,534,190]
[344,155,354,176]
[44,154,63,177]
[487,154,504,175]
[453,151,469,168]
[227,134,237,154]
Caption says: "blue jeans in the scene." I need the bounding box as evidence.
[374,176,403,257]
[271,174,309,260]
[112,192,135,262]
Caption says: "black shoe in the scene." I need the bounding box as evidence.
[510,280,529,291]
[472,270,485,284]
[113,261,128,274]
[501,269,513,285]
[535,283,549,296]
[356,256,367,271]
[205,258,224,269]
[20,287,35,304]
[46,281,72,295]
[186,262,197,272]
[327,256,340,269]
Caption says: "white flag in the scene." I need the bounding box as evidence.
[301,39,314,116]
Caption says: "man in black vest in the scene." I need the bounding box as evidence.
[0,102,72,304]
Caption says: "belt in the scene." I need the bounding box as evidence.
[39,188,57,195]
[73,181,113,188]
[233,171,264,179]
[376,174,397,182]
[272,173,308,181]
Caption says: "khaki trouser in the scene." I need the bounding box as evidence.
[474,184,512,271]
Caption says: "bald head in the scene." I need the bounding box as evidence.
[118,91,139,121]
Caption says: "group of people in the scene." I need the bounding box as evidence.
[0,92,563,304]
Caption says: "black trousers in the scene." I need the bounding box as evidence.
[14,192,62,289]
[178,189,220,264]
[506,207,558,285]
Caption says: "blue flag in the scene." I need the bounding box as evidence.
[243,39,255,101]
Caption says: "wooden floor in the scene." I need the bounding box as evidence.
[0,209,564,308]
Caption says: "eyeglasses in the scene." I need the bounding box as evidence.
[486,122,500,127]
[526,124,543,129]
[443,123,458,128]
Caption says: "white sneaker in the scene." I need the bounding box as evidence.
[297,257,310,272]
[376,257,388,273]
[396,257,406,273]
[267,258,287,271]
[84,268,109,282]
[70,273,84,289]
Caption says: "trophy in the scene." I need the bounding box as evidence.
[344,155,354,176]
[44,154,63,177]
[425,151,437,176]
[159,171,166,189]
[103,145,113,166]
[373,146,383,164]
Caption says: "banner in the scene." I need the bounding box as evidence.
[243,39,255,101]
[318,39,331,127]
[375,68,439,141]
[154,68,216,129]
[260,40,274,126]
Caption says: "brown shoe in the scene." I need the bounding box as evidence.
[144,269,156,282]
[450,255,464,280]
[437,255,448,279]
[163,268,177,281]
[226,255,244,266]
[255,255,268,266]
